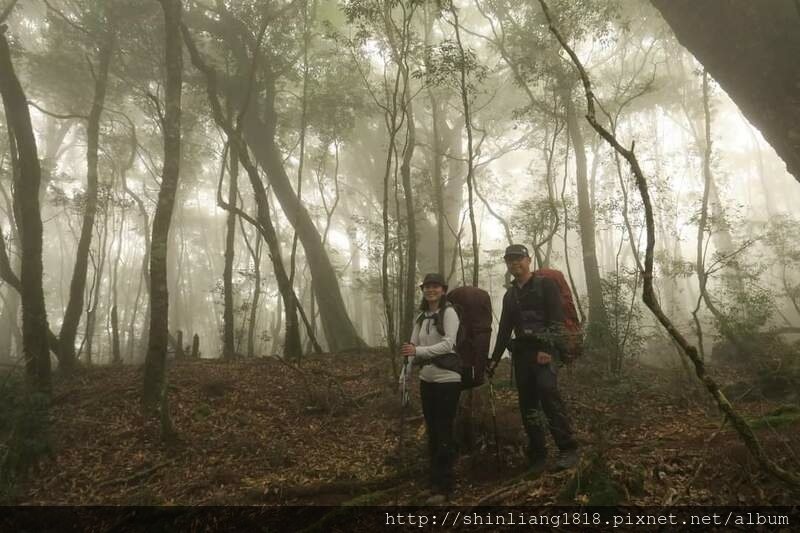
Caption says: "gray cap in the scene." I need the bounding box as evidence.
[503,244,530,259]
[419,273,448,289]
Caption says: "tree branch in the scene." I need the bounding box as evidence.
[537,0,800,491]
[27,100,87,120]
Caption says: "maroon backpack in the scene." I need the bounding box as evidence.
[533,268,583,362]
[446,286,493,388]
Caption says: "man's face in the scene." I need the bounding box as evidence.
[505,255,531,277]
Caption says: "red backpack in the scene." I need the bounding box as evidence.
[446,286,493,388]
[533,268,583,362]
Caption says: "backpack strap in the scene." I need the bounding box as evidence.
[434,302,452,337]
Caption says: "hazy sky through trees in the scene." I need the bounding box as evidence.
[1,0,798,365]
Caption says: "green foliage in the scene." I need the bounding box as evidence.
[764,214,800,313]
[488,0,620,85]
[715,283,773,338]
[511,195,558,243]
[417,40,488,96]
[655,250,694,279]
[0,375,52,501]
[711,255,774,341]
[592,269,645,375]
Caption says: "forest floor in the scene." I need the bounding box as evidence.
[8,350,800,507]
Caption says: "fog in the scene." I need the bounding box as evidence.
[2,0,798,370]
[2,0,800,510]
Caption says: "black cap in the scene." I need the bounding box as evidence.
[419,273,448,289]
[503,244,530,259]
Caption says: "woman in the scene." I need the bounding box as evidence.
[400,272,461,504]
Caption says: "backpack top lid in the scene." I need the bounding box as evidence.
[446,286,492,331]
[532,268,580,325]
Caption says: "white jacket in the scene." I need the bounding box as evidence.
[409,306,461,384]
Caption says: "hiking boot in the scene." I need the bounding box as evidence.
[425,493,448,505]
[553,448,579,471]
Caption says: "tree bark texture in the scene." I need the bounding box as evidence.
[562,86,609,332]
[143,0,183,409]
[651,0,800,182]
[222,143,238,359]
[0,27,51,391]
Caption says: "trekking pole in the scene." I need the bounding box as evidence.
[397,357,412,456]
[487,375,502,464]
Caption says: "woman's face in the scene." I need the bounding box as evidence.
[422,283,445,305]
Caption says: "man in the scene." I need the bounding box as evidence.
[487,244,579,472]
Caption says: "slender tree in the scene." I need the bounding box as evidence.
[181,23,306,359]
[143,0,183,409]
[222,139,238,359]
[58,17,115,372]
[539,0,800,490]
[448,2,480,286]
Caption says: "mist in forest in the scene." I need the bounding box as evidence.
[2,0,798,372]
[1,0,800,511]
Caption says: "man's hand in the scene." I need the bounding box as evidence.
[400,343,416,358]
[486,359,499,378]
[536,351,552,365]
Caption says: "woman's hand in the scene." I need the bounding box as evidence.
[400,343,416,357]
[536,351,552,365]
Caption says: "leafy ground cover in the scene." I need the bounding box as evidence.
[11,352,800,506]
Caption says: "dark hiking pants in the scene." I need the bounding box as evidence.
[420,380,461,493]
[512,345,577,460]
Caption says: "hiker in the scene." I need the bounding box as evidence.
[400,273,461,504]
[487,244,579,472]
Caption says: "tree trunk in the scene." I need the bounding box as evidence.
[650,0,800,182]
[242,116,364,352]
[84,201,111,364]
[58,28,114,372]
[241,220,261,358]
[399,94,417,344]
[222,143,238,359]
[346,221,364,339]
[271,290,283,355]
[561,84,609,335]
[0,199,21,358]
[169,210,185,339]
[181,25,303,359]
[695,71,746,353]
[0,286,17,360]
[444,116,466,284]
[450,4,479,286]
[430,93,446,276]
[0,27,51,391]
[143,0,183,409]
[111,304,121,364]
